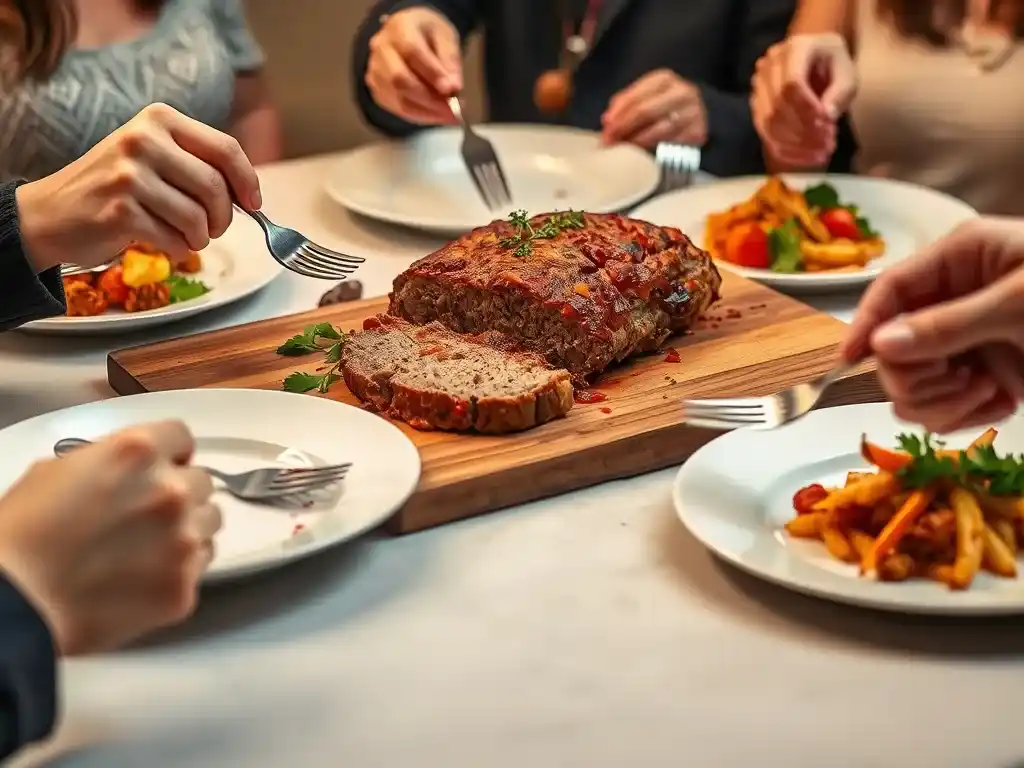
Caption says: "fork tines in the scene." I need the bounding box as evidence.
[656,143,701,193]
[271,463,352,492]
[289,243,365,281]
[682,397,773,431]
[465,151,512,211]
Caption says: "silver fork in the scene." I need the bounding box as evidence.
[236,206,365,281]
[448,96,512,211]
[61,260,117,278]
[682,362,856,431]
[655,142,701,193]
[53,437,351,502]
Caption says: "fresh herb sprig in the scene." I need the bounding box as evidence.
[276,322,347,393]
[895,432,1024,496]
[164,274,210,304]
[498,209,586,257]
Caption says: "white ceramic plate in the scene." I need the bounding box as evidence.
[325,124,660,235]
[21,230,283,335]
[674,403,1024,615]
[0,389,421,583]
[632,174,978,293]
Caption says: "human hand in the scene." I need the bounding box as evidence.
[842,217,1024,433]
[751,33,856,168]
[601,69,707,149]
[15,103,261,272]
[366,7,462,125]
[0,420,221,655]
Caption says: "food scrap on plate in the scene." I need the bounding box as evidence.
[786,427,1024,590]
[62,245,210,317]
[705,176,885,274]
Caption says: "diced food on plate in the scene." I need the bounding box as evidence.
[705,176,885,274]
[277,210,723,433]
[785,427,1024,590]
[61,245,211,317]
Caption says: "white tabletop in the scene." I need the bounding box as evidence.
[9,156,1021,768]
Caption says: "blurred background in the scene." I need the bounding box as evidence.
[245,0,486,157]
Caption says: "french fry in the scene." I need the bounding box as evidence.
[982,524,1017,577]
[785,512,823,538]
[800,239,869,268]
[949,487,985,589]
[992,518,1017,553]
[845,471,872,486]
[814,472,900,513]
[848,530,875,559]
[821,524,857,563]
[976,492,1024,520]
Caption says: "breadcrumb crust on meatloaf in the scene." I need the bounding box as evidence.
[341,314,573,433]
[388,211,721,379]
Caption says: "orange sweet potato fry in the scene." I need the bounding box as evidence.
[862,488,936,574]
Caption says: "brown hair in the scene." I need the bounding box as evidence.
[876,0,1024,43]
[0,0,163,84]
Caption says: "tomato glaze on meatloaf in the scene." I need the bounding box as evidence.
[388,212,722,381]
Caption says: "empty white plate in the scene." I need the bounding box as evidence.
[632,174,978,293]
[0,389,421,583]
[325,124,660,234]
[674,403,1024,615]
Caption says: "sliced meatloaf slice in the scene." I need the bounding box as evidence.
[341,314,573,433]
[388,211,721,381]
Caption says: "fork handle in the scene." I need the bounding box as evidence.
[53,438,223,480]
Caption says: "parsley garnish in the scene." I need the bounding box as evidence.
[164,274,210,304]
[768,219,803,273]
[276,323,346,393]
[498,209,586,257]
[895,432,1024,496]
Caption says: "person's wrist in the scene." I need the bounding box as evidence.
[14,180,62,274]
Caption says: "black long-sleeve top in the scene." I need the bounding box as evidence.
[352,0,798,178]
[0,179,63,759]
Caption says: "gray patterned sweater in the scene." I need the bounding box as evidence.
[0,0,264,182]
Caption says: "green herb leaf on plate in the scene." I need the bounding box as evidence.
[803,182,840,210]
[768,219,804,273]
[164,274,211,304]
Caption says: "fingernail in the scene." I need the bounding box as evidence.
[251,188,262,210]
[872,319,916,353]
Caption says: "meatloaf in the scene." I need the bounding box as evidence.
[389,211,721,380]
[341,314,573,433]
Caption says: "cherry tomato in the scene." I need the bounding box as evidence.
[792,483,828,515]
[97,265,130,306]
[724,223,770,269]
[819,208,861,240]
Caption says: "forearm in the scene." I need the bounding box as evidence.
[0,182,65,332]
[230,74,283,165]
[697,87,767,177]
[352,0,481,137]
[0,575,58,760]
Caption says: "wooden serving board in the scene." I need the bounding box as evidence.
[108,271,884,533]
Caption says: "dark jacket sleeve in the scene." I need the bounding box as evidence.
[696,0,795,177]
[351,0,483,138]
[0,182,65,332]
[0,574,58,760]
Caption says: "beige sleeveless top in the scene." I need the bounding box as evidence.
[849,0,1024,215]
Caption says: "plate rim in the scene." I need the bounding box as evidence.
[20,239,284,335]
[632,173,979,293]
[672,402,1024,616]
[324,123,661,234]
[0,389,422,582]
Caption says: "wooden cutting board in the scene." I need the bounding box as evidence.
[108,271,884,533]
